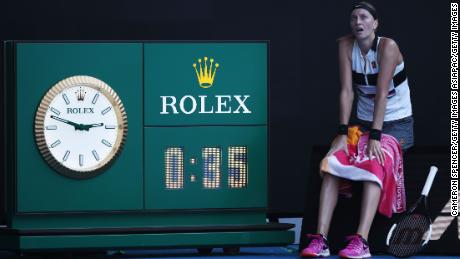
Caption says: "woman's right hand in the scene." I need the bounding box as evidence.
[326,134,349,156]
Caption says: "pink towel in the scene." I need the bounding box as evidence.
[320,126,406,218]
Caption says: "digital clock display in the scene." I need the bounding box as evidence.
[164,146,248,189]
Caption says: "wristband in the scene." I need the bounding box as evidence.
[369,128,382,141]
[338,124,348,135]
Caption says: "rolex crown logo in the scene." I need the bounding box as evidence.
[76,87,86,101]
[193,57,219,88]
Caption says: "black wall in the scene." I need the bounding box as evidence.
[0,0,451,217]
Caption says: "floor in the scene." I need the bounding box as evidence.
[0,246,457,258]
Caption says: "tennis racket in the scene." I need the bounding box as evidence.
[386,165,438,257]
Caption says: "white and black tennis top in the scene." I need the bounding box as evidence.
[352,36,412,122]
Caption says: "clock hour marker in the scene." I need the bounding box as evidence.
[101,107,111,115]
[50,140,61,148]
[50,107,61,115]
[92,93,99,104]
[105,125,116,129]
[46,125,57,130]
[62,94,70,105]
[63,150,70,161]
[102,139,112,147]
[92,150,100,161]
[76,87,86,101]
[79,154,84,167]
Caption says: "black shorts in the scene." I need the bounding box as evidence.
[357,116,414,151]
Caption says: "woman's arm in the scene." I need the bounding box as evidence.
[373,38,400,130]
[338,37,355,125]
[328,36,354,155]
[367,38,400,164]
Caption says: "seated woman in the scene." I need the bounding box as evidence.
[301,2,414,258]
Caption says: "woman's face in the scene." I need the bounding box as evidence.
[350,8,378,40]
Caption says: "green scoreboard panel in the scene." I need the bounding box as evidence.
[1,42,294,252]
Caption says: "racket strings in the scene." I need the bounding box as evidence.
[388,213,430,257]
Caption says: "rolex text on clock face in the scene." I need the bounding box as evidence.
[35,76,127,179]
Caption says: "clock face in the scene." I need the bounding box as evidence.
[35,76,128,179]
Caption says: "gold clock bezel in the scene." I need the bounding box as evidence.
[34,75,128,179]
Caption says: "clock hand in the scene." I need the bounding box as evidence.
[80,123,104,131]
[50,115,83,131]
[88,123,104,127]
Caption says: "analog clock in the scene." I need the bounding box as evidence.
[34,75,128,179]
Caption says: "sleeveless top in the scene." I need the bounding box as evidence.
[351,36,412,121]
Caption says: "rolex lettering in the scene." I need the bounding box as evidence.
[34,75,128,179]
[67,107,95,114]
[160,95,252,115]
[160,56,252,115]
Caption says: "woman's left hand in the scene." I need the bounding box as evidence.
[366,139,385,166]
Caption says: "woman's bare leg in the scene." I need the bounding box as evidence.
[317,173,340,236]
[356,181,381,239]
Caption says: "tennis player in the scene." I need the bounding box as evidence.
[301,2,414,258]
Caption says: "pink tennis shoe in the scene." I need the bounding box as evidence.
[338,234,371,259]
[301,234,330,257]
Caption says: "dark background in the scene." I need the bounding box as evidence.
[0,0,454,251]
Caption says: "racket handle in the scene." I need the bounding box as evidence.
[421,166,438,196]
